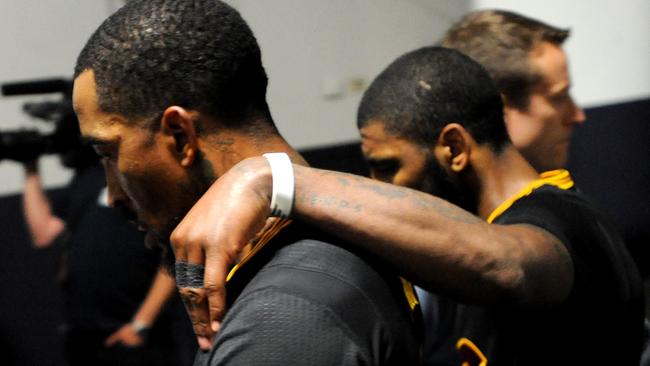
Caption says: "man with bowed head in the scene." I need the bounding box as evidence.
[73,0,420,364]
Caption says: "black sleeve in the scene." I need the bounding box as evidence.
[492,187,633,300]
[195,288,371,366]
[493,188,576,259]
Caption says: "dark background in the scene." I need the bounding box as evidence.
[567,98,650,277]
[0,97,648,365]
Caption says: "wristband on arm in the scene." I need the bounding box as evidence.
[131,319,150,338]
[262,153,294,218]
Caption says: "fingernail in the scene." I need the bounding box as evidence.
[198,336,212,351]
[211,321,220,333]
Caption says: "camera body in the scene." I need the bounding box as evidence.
[1,78,97,168]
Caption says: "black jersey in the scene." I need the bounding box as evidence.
[194,220,421,365]
[440,182,644,365]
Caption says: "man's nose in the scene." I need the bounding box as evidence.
[569,98,586,125]
[104,169,128,208]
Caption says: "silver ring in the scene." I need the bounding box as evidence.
[175,261,205,288]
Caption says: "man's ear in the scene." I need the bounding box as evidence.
[437,123,472,173]
[160,106,199,167]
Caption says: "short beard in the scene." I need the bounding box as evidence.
[419,153,475,212]
[151,149,218,276]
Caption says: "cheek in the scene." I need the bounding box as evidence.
[121,172,180,234]
[507,105,554,148]
[118,162,166,210]
[392,172,414,188]
[393,162,427,190]
[558,101,580,124]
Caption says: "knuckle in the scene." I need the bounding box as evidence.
[203,280,221,292]
[170,228,183,249]
[209,304,225,317]
[191,318,209,329]
[205,244,237,266]
[179,288,207,305]
[192,324,208,337]
[191,318,214,338]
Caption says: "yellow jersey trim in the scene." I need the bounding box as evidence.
[400,277,420,311]
[487,169,574,224]
[457,337,488,366]
[226,218,292,282]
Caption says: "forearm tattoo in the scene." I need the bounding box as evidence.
[298,169,481,224]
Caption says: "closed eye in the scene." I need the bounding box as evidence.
[367,158,399,182]
[82,136,115,161]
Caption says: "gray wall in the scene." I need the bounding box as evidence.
[0,0,469,195]
[1,0,648,195]
[0,0,123,194]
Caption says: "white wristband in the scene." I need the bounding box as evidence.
[131,319,149,334]
[263,152,294,218]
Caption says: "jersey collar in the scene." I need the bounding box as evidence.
[226,218,292,282]
[487,169,574,224]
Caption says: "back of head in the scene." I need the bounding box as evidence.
[358,47,509,152]
[74,0,271,129]
[440,10,569,109]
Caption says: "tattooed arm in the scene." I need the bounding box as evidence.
[171,156,572,338]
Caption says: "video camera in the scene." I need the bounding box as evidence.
[1,78,97,168]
